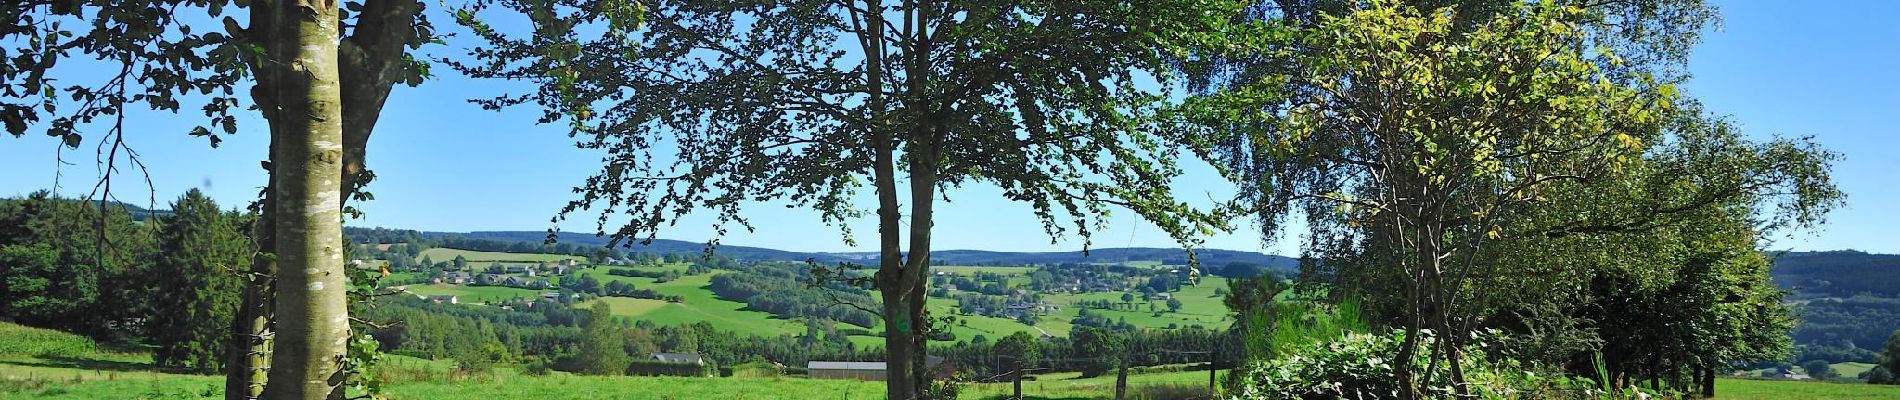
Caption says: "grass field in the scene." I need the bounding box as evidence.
[8,322,1900,400]
[573,266,810,337]
[1832,362,1878,379]
[1717,377,1900,399]
[418,248,585,263]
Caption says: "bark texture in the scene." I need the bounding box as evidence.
[253,0,351,398]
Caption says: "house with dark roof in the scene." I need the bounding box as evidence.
[650,352,705,365]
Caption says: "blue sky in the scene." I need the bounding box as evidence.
[1,0,1894,255]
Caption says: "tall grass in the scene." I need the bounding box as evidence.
[0,323,98,358]
[1262,296,1370,358]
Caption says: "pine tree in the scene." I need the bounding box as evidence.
[576,302,629,375]
[150,189,250,373]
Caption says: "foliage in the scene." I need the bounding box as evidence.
[572,302,630,376]
[1802,359,1837,381]
[1070,327,1125,378]
[1793,296,1900,351]
[147,190,250,373]
[1875,330,1900,385]
[0,193,154,341]
[1228,329,1607,400]
[991,331,1041,378]
[1180,0,1839,394]
[707,266,879,328]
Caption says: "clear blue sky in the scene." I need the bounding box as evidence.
[1,0,1894,254]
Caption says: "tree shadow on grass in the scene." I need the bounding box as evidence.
[0,355,161,373]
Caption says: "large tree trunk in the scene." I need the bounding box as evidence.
[218,2,415,398]
[874,144,939,400]
[1700,365,1715,397]
[255,0,350,398]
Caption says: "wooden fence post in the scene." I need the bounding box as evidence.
[1114,351,1130,400]
[1013,358,1023,400]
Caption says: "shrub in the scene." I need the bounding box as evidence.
[1228,329,1616,400]
[522,356,554,376]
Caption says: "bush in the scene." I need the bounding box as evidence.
[1802,359,1837,380]
[1228,329,1612,400]
[451,349,494,375]
[924,373,964,400]
[1867,366,1894,384]
[522,356,554,376]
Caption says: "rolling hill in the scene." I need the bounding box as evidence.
[407,229,1299,270]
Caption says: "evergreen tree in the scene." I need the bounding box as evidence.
[575,302,629,375]
[149,189,251,372]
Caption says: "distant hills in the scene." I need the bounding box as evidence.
[419,230,1300,270]
[377,229,1900,282]
[1770,250,1900,297]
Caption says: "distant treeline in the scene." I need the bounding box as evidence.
[707,263,880,328]
[347,227,628,261]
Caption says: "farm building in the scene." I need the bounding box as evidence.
[651,352,705,365]
[425,295,458,304]
[808,356,951,381]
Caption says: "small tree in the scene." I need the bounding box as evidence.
[1802,360,1836,381]
[1873,330,1900,384]
[149,190,250,373]
[1180,1,1839,395]
[1167,297,1184,313]
[1071,327,1124,378]
[575,302,630,375]
[993,331,1041,380]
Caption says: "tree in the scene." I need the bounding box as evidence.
[1874,330,1900,384]
[1802,359,1836,381]
[1166,297,1183,313]
[0,244,85,327]
[4,0,436,397]
[575,302,630,375]
[149,190,250,373]
[1178,0,1838,395]
[994,331,1041,396]
[1071,327,1124,378]
[0,193,153,339]
[453,255,470,271]
[451,1,1242,398]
